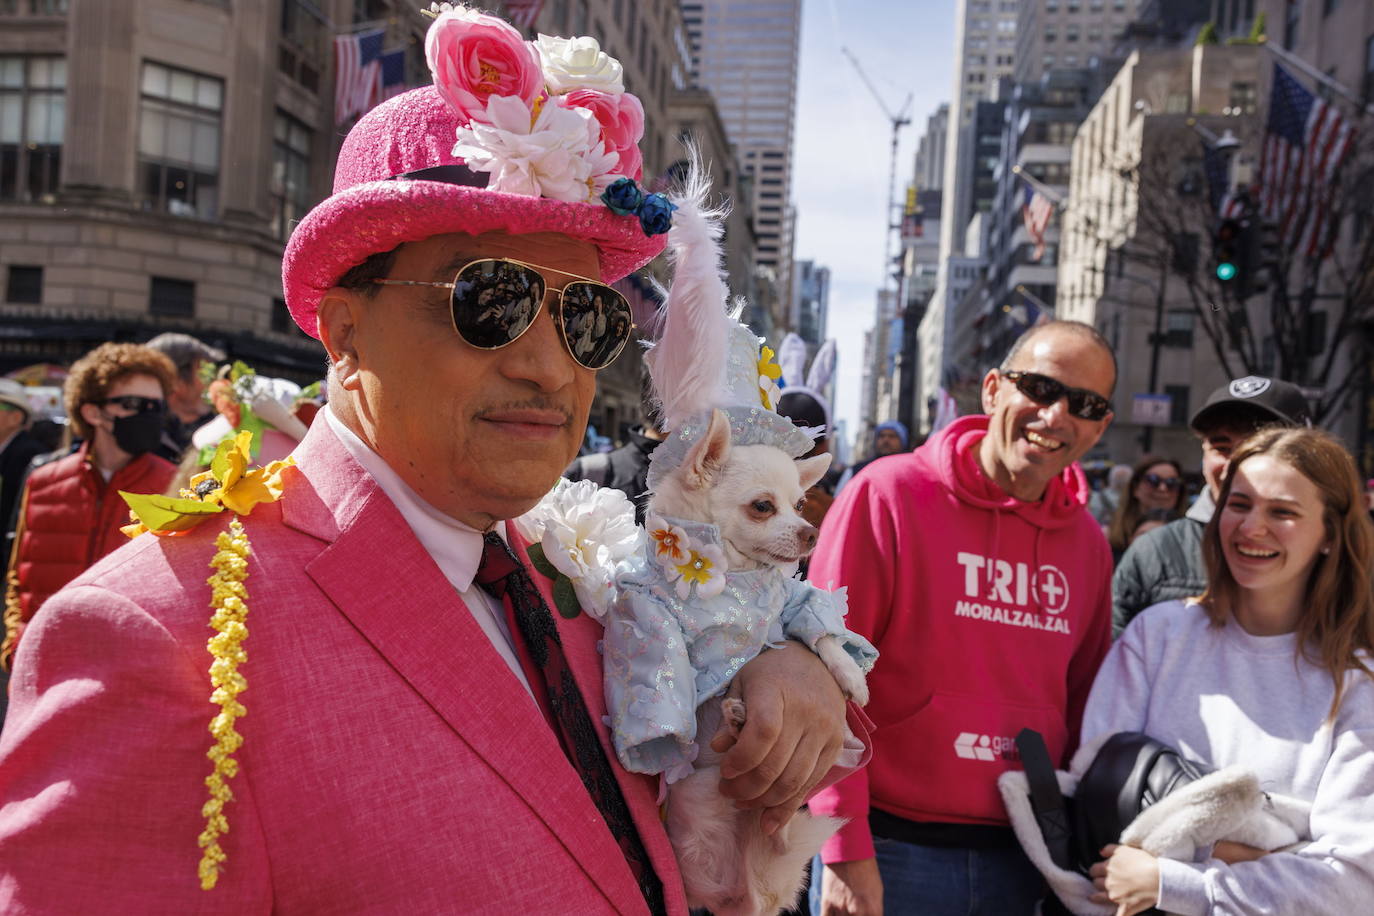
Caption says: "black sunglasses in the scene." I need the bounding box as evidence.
[1143,472,1182,490]
[101,395,165,415]
[1000,370,1112,421]
[372,257,634,371]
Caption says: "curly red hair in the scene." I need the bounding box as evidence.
[63,342,177,441]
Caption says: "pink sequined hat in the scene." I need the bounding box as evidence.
[282,5,671,338]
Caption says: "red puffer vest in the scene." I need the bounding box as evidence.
[12,443,177,625]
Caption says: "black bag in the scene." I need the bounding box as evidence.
[1016,729,1214,875]
[1069,731,1213,874]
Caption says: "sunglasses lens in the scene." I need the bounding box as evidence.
[1145,473,1180,489]
[451,260,544,349]
[109,396,163,414]
[559,282,632,369]
[1067,392,1110,421]
[1016,373,1064,406]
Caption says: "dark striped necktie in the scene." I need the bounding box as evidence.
[474,532,665,916]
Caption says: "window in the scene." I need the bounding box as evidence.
[1365,34,1374,103]
[271,111,312,240]
[1228,81,1258,114]
[1044,28,1057,43]
[139,62,222,219]
[1323,0,1340,16]
[1164,309,1194,347]
[279,0,325,92]
[5,265,42,304]
[1284,1,1300,48]
[0,56,65,202]
[1165,385,1190,426]
[150,276,195,316]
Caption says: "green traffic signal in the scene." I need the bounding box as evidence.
[1216,262,1237,281]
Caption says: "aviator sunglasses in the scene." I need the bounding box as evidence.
[372,257,634,370]
[100,395,165,415]
[1000,370,1112,421]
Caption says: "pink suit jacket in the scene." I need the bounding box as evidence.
[0,419,688,915]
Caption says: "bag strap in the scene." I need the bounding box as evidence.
[1016,728,1075,872]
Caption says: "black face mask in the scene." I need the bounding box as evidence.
[109,410,165,456]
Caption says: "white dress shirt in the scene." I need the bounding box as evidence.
[324,405,535,700]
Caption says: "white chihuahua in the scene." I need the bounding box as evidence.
[646,408,869,916]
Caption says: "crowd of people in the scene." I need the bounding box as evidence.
[1,6,1372,915]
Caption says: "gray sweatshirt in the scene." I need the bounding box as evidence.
[1080,599,1374,915]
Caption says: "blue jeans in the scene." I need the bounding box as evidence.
[808,838,1045,915]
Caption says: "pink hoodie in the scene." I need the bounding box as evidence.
[808,415,1112,863]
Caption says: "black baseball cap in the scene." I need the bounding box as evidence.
[1190,376,1312,432]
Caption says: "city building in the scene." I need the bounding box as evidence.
[793,259,830,351]
[1013,0,1144,86]
[681,0,802,329]
[1057,42,1265,461]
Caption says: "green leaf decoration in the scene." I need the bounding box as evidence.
[526,542,561,581]
[119,490,223,532]
[209,435,238,483]
[552,576,582,619]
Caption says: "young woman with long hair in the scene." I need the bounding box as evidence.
[1079,427,1374,915]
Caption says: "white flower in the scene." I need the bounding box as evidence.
[453,94,619,202]
[645,515,691,569]
[535,33,625,95]
[515,478,642,620]
[427,2,457,12]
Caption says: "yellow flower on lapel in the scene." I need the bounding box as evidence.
[190,431,295,518]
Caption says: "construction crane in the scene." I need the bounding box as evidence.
[841,46,913,294]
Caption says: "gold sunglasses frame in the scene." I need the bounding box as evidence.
[371,257,636,370]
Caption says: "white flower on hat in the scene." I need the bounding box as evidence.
[454,94,620,202]
[535,33,625,95]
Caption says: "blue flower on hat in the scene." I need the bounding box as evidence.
[637,193,677,237]
[601,177,645,215]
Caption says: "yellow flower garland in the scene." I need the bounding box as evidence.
[199,518,250,890]
[118,430,293,891]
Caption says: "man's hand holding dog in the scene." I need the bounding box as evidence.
[709,640,847,836]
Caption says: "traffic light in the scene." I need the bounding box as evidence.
[1212,217,1252,296]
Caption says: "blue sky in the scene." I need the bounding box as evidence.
[792,0,955,446]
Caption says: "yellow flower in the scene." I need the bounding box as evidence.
[757,345,783,410]
[193,431,295,517]
[675,549,716,586]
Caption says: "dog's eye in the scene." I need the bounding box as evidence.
[751,500,775,515]
[795,499,806,512]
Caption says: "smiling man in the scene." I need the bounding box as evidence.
[808,320,1117,916]
[0,9,850,914]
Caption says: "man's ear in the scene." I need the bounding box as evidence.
[318,288,363,391]
[79,402,105,432]
[980,368,1001,414]
[796,453,832,491]
[682,408,731,491]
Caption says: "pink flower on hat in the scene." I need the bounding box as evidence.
[425,7,543,124]
[563,89,645,182]
[454,94,619,202]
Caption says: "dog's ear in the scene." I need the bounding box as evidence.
[795,453,832,491]
[682,408,732,490]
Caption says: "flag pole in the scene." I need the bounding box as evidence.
[1010,165,1067,205]
[1258,37,1374,118]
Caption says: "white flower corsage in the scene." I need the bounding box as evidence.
[514,477,642,620]
[535,33,625,95]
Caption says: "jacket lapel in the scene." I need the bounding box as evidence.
[507,529,686,907]
[283,420,655,915]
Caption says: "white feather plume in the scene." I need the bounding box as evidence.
[646,148,733,432]
[777,333,808,390]
[806,338,837,393]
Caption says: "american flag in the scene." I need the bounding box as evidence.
[334,28,385,126]
[1021,185,1054,261]
[372,49,407,106]
[1257,63,1355,259]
